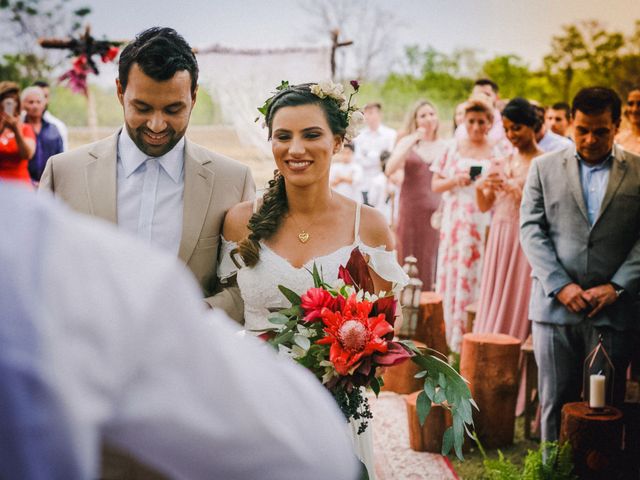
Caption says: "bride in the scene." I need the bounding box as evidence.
[218,82,408,479]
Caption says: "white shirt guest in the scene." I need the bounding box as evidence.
[353,103,396,201]
[0,182,359,480]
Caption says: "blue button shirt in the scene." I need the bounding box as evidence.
[577,153,612,225]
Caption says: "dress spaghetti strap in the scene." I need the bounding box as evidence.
[354,202,362,243]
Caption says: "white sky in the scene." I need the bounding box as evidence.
[68,0,639,84]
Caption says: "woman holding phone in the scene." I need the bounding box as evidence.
[430,97,500,352]
[0,82,36,184]
[473,98,542,342]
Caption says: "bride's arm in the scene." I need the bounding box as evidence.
[358,205,396,294]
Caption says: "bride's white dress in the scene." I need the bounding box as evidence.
[218,202,408,479]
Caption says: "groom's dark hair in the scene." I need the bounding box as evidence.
[118,27,198,94]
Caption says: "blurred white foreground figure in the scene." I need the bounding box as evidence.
[0,183,358,480]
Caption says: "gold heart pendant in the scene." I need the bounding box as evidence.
[298,232,310,243]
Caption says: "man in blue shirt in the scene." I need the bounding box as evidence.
[521,87,640,444]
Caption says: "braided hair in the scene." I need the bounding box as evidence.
[236,83,348,267]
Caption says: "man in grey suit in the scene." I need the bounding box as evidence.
[40,27,254,323]
[40,27,254,479]
[521,86,640,442]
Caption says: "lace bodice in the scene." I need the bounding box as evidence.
[218,203,409,333]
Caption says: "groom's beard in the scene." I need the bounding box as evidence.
[126,123,186,158]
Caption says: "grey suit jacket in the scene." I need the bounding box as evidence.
[39,131,255,322]
[520,144,640,330]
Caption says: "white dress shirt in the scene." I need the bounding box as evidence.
[353,124,397,191]
[117,128,184,255]
[0,183,359,480]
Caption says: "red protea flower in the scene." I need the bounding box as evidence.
[317,294,393,375]
[300,287,336,322]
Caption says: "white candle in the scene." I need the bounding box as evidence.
[589,374,606,408]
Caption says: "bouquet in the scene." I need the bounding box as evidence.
[265,248,476,459]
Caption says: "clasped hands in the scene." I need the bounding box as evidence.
[556,283,618,317]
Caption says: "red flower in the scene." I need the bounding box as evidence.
[350,80,360,91]
[317,294,393,375]
[101,46,119,63]
[300,287,335,322]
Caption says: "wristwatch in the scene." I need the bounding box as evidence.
[611,283,624,298]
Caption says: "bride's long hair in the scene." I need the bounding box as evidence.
[236,83,347,267]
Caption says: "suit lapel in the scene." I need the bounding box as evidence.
[178,140,215,264]
[564,151,589,224]
[85,132,118,223]
[594,145,627,226]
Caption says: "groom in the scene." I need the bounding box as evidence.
[40,27,254,479]
[40,27,254,323]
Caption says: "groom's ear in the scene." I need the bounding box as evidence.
[116,79,124,106]
[191,85,198,108]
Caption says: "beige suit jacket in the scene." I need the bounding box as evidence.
[40,131,254,322]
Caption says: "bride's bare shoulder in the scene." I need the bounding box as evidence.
[223,201,255,242]
[359,204,395,251]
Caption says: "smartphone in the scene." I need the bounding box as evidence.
[469,165,483,181]
[2,98,16,116]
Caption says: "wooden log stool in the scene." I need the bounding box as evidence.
[412,292,448,356]
[405,390,452,453]
[460,333,521,448]
[464,301,478,336]
[382,341,427,394]
[559,402,623,479]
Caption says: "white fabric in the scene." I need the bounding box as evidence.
[330,160,363,201]
[117,127,184,255]
[0,183,358,480]
[43,110,69,151]
[538,129,573,153]
[196,47,331,159]
[367,172,397,225]
[353,124,397,189]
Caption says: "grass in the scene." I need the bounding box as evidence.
[449,416,540,479]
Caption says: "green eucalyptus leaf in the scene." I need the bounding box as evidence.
[416,391,432,425]
[293,334,311,350]
[453,413,464,460]
[424,378,436,400]
[414,370,428,379]
[268,313,289,325]
[438,372,447,389]
[441,426,454,456]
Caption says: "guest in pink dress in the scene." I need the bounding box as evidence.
[386,100,446,290]
[431,98,498,352]
[473,97,543,342]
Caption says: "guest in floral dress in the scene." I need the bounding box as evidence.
[431,98,498,352]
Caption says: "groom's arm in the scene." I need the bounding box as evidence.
[204,165,256,323]
[519,158,574,296]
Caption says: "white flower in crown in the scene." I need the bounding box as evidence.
[312,80,347,103]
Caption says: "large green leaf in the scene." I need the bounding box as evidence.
[278,285,302,306]
[441,426,454,456]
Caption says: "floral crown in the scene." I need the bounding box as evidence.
[256,80,364,141]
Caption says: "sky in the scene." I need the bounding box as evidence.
[63,0,639,84]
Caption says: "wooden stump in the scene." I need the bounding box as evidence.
[559,402,623,479]
[382,341,426,394]
[464,301,478,335]
[405,391,452,452]
[412,292,448,356]
[460,333,521,448]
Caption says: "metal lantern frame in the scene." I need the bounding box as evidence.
[582,335,615,410]
[398,256,423,339]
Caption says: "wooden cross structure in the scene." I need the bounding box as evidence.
[330,29,353,80]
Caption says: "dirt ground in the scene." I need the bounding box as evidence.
[69,125,277,189]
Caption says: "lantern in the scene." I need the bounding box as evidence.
[398,256,423,339]
[583,335,615,411]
